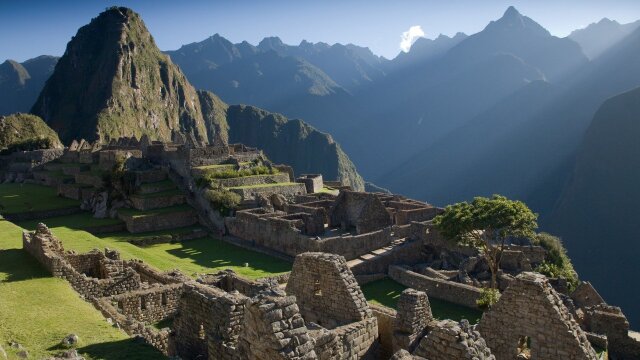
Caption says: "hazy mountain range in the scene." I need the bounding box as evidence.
[1,5,639,325]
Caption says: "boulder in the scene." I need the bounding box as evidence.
[61,333,79,348]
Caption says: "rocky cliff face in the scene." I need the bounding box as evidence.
[226,105,364,190]
[31,7,208,144]
[0,113,62,151]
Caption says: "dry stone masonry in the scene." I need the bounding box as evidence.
[478,272,598,360]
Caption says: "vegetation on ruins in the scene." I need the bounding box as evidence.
[476,287,501,310]
[205,188,242,216]
[0,113,62,153]
[433,194,538,289]
[533,232,579,291]
[204,165,278,180]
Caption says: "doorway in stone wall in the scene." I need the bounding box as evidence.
[517,336,531,359]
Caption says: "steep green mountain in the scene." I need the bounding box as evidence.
[0,56,58,115]
[31,7,209,144]
[569,18,640,59]
[226,105,364,190]
[0,113,62,152]
[549,87,640,326]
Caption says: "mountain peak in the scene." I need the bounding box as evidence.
[503,6,521,19]
[258,36,285,50]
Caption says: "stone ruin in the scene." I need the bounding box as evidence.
[477,272,598,360]
[23,225,384,359]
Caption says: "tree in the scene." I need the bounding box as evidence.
[433,195,538,289]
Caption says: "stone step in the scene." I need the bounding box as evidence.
[346,238,408,268]
[117,205,198,233]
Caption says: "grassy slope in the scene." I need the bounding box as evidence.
[361,278,483,324]
[17,216,291,280]
[0,219,162,360]
[0,184,79,214]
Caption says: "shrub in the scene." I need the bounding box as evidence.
[532,233,579,291]
[205,188,241,216]
[476,287,500,310]
[0,137,53,155]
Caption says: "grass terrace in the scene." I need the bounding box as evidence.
[0,183,80,214]
[227,182,299,190]
[361,278,483,324]
[0,219,163,359]
[16,215,291,280]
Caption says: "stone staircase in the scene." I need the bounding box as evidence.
[346,237,409,268]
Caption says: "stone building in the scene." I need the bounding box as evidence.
[477,272,598,360]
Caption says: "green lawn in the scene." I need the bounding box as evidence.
[17,217,291,280]
[0,184,80,214]
[0,219,163,359]
[361,278,483,324]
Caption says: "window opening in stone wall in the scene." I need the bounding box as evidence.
[140,297,146,310]
[198,323,206,340]
[517,336,531,359]
[314,279,322,296]
[162,293,168,305]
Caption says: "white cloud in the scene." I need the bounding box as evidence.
[400,25,425,52]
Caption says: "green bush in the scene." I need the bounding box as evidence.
[0,137,53,155]
[532,233,579,291]
[476,287,500,310]
[205,165,278,180]
[205,188,241,216]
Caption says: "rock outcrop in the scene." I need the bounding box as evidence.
[0,113,63,152]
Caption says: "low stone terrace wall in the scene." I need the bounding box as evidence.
[389,266,482,309]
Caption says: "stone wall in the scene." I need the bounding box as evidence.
[389,266,482,309]
[571,281,605,309]
[212,173,291,188]
[412,320,495,360]
[129,193,185,211]
[109,284,184,323]
[296,174,324,193]
[329,191,392,234]
[238,290,317,360]
[370,304,397,359]
[583,304,640,359]
[226,210,396,260]
[172,283,246,360]
[393,289,432,353]
[478,272,598,360]
[229,183,307,201]
[118,208,197,233]
[286,253,372,329]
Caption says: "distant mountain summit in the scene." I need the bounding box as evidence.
[447,6,587,80]
[0,55,58,115]
[569,18,640,59]
[391,33,467,68]
[32,7,210,143]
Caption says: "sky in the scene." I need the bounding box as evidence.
[1,0,640,62]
